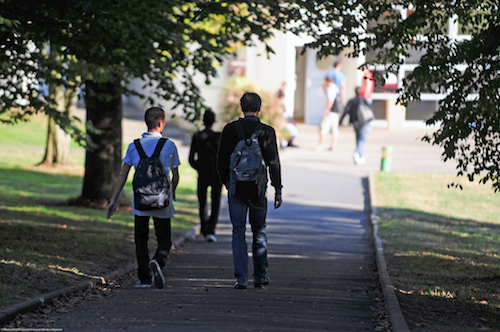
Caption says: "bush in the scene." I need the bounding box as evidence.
[220,76,285,138]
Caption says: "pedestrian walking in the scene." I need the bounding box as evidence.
[277,81,299,148]
[217,92,283,289]
[315,77,340,151]
[189,109,222,243]
[323,60,347,108]
[360,65,374,105]
[107,107,180,289]
[340,87,374,165]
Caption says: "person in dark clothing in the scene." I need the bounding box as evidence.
[340,87,373,165]
[189,109,222,243]
[217,92,283,289]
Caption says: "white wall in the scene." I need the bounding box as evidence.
[123,31,364,127]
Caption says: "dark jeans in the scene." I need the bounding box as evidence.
[134,215,172,283]
[228,194,268,285]
[198,173,222,236]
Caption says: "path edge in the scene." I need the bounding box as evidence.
[0,227,197,326]
[367,171,410,332]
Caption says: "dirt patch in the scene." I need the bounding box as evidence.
[397,290,500,331]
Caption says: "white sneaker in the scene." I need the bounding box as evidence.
[135,281,151,289]
[206,234,217,243]
[353,152,361,164]
[148,259,165,289]
[353,153,366,165]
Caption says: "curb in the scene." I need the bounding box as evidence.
[0,226,198,326]
[367,172,410,332]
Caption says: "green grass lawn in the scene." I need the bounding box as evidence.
[374,172,500,332]
[0,114,199,309]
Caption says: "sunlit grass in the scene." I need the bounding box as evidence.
[0,114,200,309]
[375,172,500,331]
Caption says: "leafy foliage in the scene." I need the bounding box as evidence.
[220,76,284,132]
[1,0,499,191]
[0,0,288,137]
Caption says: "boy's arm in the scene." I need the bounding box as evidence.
[188,134,198,170]
[171,166,179,201]
[217,126,230,186]
[107,163,132,219]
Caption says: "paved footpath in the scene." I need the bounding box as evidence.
[41,121,456,331]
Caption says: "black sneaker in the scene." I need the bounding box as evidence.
[235,282,247,289]
[254,277,270,288]
[149,259,165,289]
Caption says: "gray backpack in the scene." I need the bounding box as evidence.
[133,138,170,210]
[229,121,267,199]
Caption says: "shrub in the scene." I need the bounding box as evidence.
[220,76,285,138]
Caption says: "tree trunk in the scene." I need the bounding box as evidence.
[80,80,124,206]
[40,45,78,167]
[40,84,74,166]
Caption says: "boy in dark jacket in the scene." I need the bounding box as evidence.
[189,109,222,242]
[217,92,283,289]
[340,87,373,165]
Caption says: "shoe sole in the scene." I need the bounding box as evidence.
[149,260,165,289]
[135,283,151,289]
[254,278,270,288]
[235,283,247,289]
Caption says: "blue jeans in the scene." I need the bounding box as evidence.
[228,194,268,285]
[354,123,372,157]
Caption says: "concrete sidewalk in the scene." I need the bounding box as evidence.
[5,119,457,331]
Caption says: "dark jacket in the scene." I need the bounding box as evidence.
[340,95,363,124]
[217,116,282,191]
[189,128,221,177]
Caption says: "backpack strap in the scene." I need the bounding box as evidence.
[235,121,246,141]
[152,138,168,158]
[236,120,262,141]
[250,122,262,140]
[134,139,147,159]
[134,138,168,159]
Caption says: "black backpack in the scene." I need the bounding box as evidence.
[133,138,170,211]
[356,100,375,126]
[229,121,267,199]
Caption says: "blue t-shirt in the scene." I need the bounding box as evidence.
[325,69,346,92]
[123,132,180,218]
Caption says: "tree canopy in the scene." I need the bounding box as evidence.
[0,0,287,133]
[1,0,499,196]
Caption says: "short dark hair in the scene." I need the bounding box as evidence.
[355,86,363,96]
[333,60,341,68]
[203,109,216,126]
[145,107,165,130]
[240,92,261,114]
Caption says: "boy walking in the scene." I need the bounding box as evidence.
[189,109,222,242]
[107,107,180,289]
[217,92,283,289]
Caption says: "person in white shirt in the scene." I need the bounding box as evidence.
[315,78,340,151]
[107,107,180,289]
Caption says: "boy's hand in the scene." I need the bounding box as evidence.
[274,194,282,209]
[106,202,117,219]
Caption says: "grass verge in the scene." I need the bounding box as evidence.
[374,172,500,332]
[0,115,199,310]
